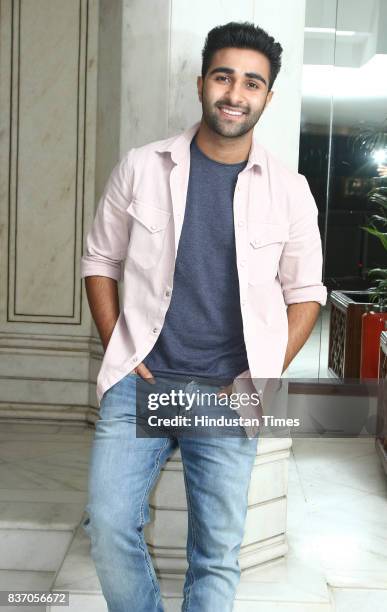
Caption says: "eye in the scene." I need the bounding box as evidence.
[247,81,259,89]
[215,75,230,82]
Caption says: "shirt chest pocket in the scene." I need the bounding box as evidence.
[248,223,289,285]
[126,200,171,269]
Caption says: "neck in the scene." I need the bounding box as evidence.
[194,117,252,164]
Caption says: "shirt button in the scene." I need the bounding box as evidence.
[241,299,246,306]
[131,355,138,363]
[238,220,244,227]
[152,327,159,334]
[252,239,260,247]
[240,259,246,267]
[165,289,171,297]
[150,224,157,230]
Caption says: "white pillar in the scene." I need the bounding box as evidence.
[145,437,291,578]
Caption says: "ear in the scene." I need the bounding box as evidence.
[197,76,203,103]
[264,90,274,109]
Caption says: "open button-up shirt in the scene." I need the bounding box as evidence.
[80,121,327,406]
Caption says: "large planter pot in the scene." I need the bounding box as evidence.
[360,310,387,378]
[328,290,374,378]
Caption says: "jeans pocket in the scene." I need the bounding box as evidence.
[98,373,138,421]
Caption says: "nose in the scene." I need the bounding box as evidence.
[224,80,245,108]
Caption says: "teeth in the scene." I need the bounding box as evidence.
[221,107,243,116]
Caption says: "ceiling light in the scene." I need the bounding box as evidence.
[372,149,387,164]
[304,27,356,36]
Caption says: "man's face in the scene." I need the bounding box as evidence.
[197,47,274,138]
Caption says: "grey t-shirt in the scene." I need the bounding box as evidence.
[143,136,249,380]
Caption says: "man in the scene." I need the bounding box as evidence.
[80,21,327,612]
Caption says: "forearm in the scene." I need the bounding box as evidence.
[84,276,120,352]
[282,301,321,373]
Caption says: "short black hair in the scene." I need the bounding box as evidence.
[201,22,283,90]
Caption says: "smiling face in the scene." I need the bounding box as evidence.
[197,47,273,138]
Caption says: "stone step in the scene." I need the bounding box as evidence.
[48,522,333,612]
[0,501,84,571]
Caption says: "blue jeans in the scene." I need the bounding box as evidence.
[82,372,259,612]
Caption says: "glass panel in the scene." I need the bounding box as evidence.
[328,0,387,296]
[291,0,387,381]
[284,0,338,378]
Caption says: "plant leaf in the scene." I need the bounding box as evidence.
[368,268,387,278]
[360,226,387,249]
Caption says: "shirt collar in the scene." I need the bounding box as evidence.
[155,121,265,169]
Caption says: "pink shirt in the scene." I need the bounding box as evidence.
[81,121,327,406]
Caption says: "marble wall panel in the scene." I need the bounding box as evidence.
[120,0,171,153]
[7,0,86,319]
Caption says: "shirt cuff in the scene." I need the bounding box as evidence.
[283,285,327,306]
[80,258,122,281]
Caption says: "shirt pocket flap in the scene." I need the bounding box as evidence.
[126,200,171,233]
[249,223,289,249]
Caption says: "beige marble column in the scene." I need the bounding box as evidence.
[0,0,105,422]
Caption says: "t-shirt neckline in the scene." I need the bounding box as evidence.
[191,137,248,168]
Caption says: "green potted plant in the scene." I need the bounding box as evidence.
[361,182,387,310]
[359,177,387,378]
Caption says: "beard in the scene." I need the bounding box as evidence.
[202,95,267,138]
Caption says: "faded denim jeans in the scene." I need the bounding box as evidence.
[82,372,259,612]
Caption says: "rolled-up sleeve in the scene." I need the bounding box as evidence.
[278,174,327,306]
[80,150,134,281]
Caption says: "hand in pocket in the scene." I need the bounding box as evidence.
[133,362,156,384]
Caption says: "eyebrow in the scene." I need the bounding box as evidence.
[208,66,267,87]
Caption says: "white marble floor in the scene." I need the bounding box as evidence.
[0,421,386,611]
